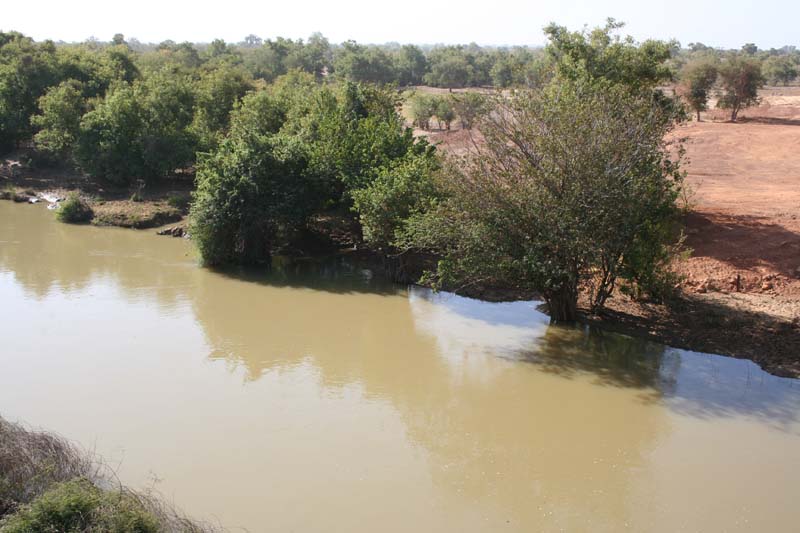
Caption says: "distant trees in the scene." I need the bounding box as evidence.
[333,41,395,84]
[717,55,765,121]
[450,92,489,129]
[680,59,718,120]
[763,55,798,86]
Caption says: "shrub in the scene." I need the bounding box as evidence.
[190,133,315,265]
[0,479,159,533]
[56,193,93,223]
[351,151,438,251]
[166,194,190,210]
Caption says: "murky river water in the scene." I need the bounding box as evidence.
[1,201,799,532]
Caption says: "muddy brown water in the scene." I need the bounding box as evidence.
[1,201,799,532]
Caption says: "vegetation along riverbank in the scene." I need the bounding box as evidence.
[0,416,220,532]
[1,21,798,377]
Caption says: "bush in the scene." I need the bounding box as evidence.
[166,194,190,210]
[351,152,438,251]
[190,133,315,265]
[0,479,159,533]
[56,193,94,223]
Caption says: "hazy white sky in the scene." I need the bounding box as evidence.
[4,0,798,49]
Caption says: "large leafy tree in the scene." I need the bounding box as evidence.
[717,55,765,121]
[544,19,674,91]
[31,80,87,161]
[404,75,686,322]
[75,73,196,183]
[680,58,718,121]
[0,32,60,152]
[191,65,253,151]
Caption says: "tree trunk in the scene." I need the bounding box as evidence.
[545,287,578,323]
[697,110,701,122]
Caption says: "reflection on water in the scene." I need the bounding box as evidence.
[1,201,799,533]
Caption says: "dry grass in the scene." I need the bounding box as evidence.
[0,416,223,532]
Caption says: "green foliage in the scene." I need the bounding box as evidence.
[75,72,196,184]
[31,80,86,161]
[302,82,425,197]
[190,65,252,151]
[762,55,798,86]
[450,92,489,129]
[190,133,315,266]
[544,19,674,91]
[0,479,158,533]
[424,47,476,88]
[56,192,94,223]
[351,152,438,250]
[433,97,456,130]
[394,45,428,86]
[0,32,60,153]
[404,75,685,321]
[717,55,765,121]
[334,41,396,84]
[190,80,435,265]
[680,59,718,120]
[409,94,437,130]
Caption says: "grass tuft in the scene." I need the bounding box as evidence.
[56,193,94,224]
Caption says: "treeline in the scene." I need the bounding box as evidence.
[0,21,791,321]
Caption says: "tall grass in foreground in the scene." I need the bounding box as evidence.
[0,416,222,532]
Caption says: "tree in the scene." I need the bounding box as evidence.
[333,41,395,84]
[191,65,253,150]
[544,19,674,92]
[433,96,455,130]
[75,74,196,184]
[680,59,717,121]
[450,92,489,129]
[404,75,685,322]
[190,133,315,265]
[763,55,798,86]
[351,152,438,251]
[394,45,428,86]
[409,94,436,130]
[0,32,60,152]
[31,80,86,161]
[424,47,474,88]
[717,55,765,121]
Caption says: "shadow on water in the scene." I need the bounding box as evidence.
[3,202,798,430]
[206,253,403,297]
[411,289,800,430]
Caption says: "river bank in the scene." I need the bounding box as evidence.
[0,416,221,532]
[2,163,798,379]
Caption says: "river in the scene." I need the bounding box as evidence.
[1,201,799,532]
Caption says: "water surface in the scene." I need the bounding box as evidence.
[1,201,799,532]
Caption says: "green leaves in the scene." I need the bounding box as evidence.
[408,75,686,321]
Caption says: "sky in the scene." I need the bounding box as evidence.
[3,0,798,49]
